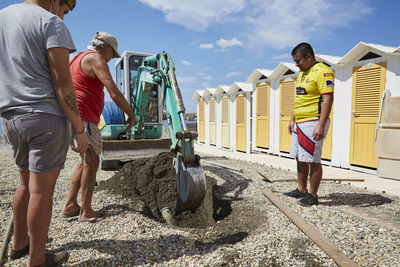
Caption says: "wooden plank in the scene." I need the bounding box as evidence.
[273,178,365,182]
[263,188,359,267]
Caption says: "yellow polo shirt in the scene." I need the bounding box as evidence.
[294,62,334,123]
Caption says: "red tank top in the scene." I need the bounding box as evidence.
[70,51,105,125]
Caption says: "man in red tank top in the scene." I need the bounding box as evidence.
[62,32,136,222]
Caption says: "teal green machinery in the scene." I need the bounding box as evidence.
[100,51,205,216]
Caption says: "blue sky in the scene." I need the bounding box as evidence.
[1,0,400,113]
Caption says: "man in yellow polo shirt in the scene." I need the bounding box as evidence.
[284,43,334,206]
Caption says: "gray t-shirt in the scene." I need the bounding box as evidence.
[0,4,76,117]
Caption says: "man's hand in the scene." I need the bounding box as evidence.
[122,114,137,134]
[312,125,325,141]
[71,133,89,154]
[288,120,295,135]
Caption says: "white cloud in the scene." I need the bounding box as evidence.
[198,43,214,49]
[215,48,229,53]
[139,0,246,31]
[271,53,292,60]
[177,76,198,84]
[201,67,212,71]
[201,82,210,88]
[216,38,244,48]
[243,0,372,49]
[181,60,192,66]
[225,71,242,78]
[197,72,213,81]
[141,0,372,50]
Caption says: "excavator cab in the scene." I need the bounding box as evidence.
[100,52,171,167]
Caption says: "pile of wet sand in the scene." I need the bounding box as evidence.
[97,152,216,228]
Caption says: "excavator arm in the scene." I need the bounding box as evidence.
[104,51,205,215]
[132,52,198,164]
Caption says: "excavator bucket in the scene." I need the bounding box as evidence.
[174,154,206,215]
[100,138,172,170]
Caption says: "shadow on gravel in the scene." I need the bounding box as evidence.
[203,165,251,200]
[63,232,248,266]
[289,238,325,266]
[98,203,135,217]
[319,192,393,207]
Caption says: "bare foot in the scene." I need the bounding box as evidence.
[62,204,81,217]
[78,210,106,223]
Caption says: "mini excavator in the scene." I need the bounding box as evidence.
[100,51,205,216]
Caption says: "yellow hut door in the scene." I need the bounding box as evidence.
[221,96,230,148]
[209,98,216,145]
[236,93,247,152]
[321,108,333,160]
[279,78,296,152]
[198,99,205,143]
[256,82,269,148]
[350,62,386,168]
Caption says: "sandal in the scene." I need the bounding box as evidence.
[62,209,80,218]
[10,243,29,260]
[78,214,106,223]
[33,250,68,267]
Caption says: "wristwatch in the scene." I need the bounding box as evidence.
[75,126,87,135]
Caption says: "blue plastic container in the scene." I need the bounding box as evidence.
[102,102,123,124]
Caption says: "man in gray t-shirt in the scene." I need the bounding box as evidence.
[0,1,88,266]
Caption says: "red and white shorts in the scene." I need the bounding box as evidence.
[290,119,330,163]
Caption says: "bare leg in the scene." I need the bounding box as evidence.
[62,159,83,215]
[79,149,101,220]
[12,170,30,251]
[297,160,309,193]
[309,163,323,197]
[27,170,59,266]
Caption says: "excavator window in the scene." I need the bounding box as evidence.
[115,61,124,94]
[144,85,159,123]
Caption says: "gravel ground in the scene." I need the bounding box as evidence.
[1,145,399,266]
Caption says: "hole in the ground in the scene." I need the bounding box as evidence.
[97,152,268,245]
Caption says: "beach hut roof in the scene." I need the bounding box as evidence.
[338,42,400,65]
[269,62,299,79]
[245,68,274,83]
[315,54,342,66]
[227,82,252,95]
[214,85,230,97]
[203,88,217,98]
[192,90,205,100]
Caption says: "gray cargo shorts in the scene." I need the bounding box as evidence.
[1,111,71,173]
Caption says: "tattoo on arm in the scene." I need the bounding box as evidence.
[65,93,80,116]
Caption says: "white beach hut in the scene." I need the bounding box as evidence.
[202,88,217,146]
[227,82,253,153]
[268,63,299,156]
[245,69,274,153]
[192,90,206,144]
[331,42,400,170]
[214,85,231,150]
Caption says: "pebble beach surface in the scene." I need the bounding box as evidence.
[1,145,399,266]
